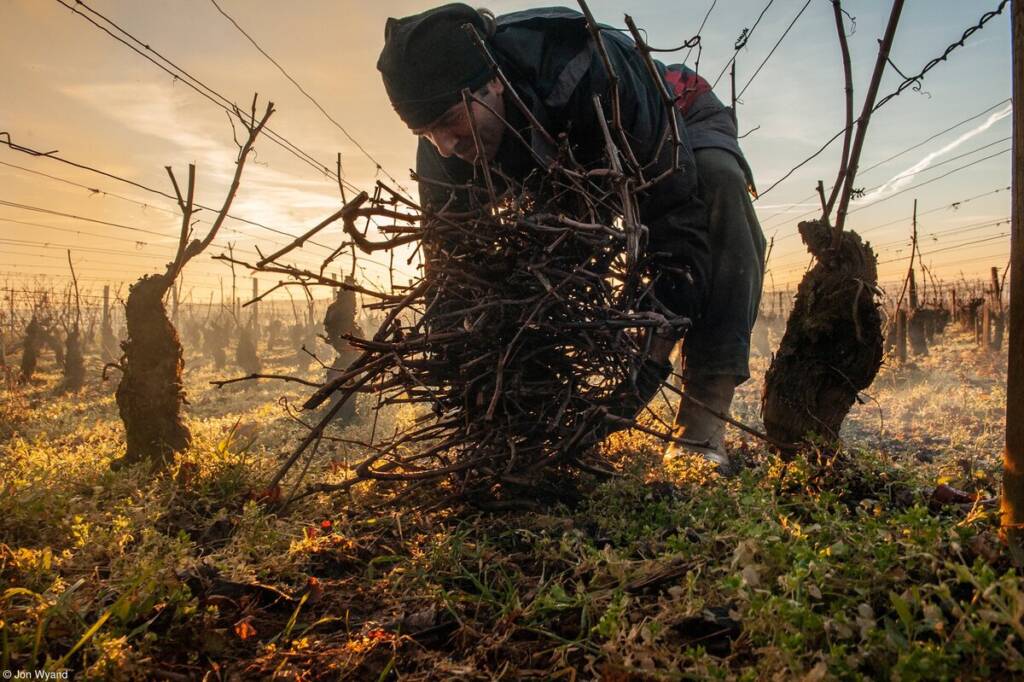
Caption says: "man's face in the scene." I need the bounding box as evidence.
[413,78,506,164]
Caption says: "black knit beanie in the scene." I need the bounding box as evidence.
[377,4,494,129]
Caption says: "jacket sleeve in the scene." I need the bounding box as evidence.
[559,31,711,328]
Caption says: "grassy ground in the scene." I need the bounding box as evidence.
[0,329,1019,680]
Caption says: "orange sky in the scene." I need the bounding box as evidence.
[1,0,1013,308]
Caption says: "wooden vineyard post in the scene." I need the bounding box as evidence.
[172,282,180,328]
[100,284,117,364]
[995,310,1005,352]
[950,288,958,325]
[982,303,993,350]
[1003,0,1024,565]
[252,278,259,335]
[992,266,1005,350]
[231,260,239,320]
[907,269,928,356]
[1,288,9,370]
[896,308,908,365]
[7,286,14,337]
[102,285,110,329]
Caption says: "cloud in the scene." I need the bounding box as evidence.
[59,81,362,242]
[855,104,1011,204]
[755,201,818,212]
[61,81,224,154]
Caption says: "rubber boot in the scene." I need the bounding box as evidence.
[665,374,739,475]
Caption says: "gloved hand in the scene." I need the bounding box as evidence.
[573,356,673,452]
[652,263,705,325]
[607,356,673,422]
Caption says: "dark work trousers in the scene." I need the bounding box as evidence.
[680,147,766,386]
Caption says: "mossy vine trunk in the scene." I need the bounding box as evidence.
[59,327,85,393]
[236,322,261,375]
[114,274,190,468]
[19,315,42,383]
[762,220,884,446]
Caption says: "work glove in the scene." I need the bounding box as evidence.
[573,356,673,453]
[609,356,673,422]
[653,265,703,327]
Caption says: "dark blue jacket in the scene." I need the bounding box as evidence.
[415,6,737,319]
[661,63,755,191]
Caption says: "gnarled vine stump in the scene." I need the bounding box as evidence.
[762,220,884,446]
[19,315,42,383]
[59,327,85,393]
[236,323,261,375]
[114,274,190,468]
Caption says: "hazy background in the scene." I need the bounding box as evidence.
[0,0,1012,302]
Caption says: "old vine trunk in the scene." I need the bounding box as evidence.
[762,220,884,446]
[114,274,190,468]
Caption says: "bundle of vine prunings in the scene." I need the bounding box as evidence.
[237,155,690,506]
[220,8,703,506]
